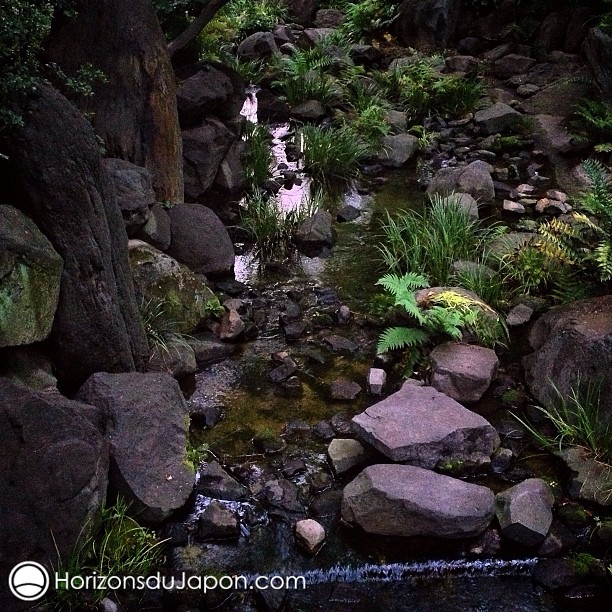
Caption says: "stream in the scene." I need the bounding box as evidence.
[172,99,606,611]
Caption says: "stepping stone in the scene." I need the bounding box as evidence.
[429,342,499,403]
[330,379,362,401]
[341,464,495,537]
[324,335,358,352]
[352,383,499,469]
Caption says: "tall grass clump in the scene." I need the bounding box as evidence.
[49,498,165,610]
[373,58,484,120]
[240,190,313,260]
[299,124,371,185]
[513,380,612,466]
[243,121,273,188]
[378,193,493,284]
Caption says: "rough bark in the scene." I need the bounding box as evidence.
[47,0,184,202]
[5,84,149,387]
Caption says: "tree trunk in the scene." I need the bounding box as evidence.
[167,0,231,58]
[47,0,184,203]
[5,84,150,388]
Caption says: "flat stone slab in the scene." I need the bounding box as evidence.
[352,383,500,468]
[341,464,495,538]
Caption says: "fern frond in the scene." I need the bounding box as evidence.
[377,326,428,353]
[594,241,612,281]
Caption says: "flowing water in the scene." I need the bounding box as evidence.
[180,98,597,610]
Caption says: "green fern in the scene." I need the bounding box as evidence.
[377,326,428,353]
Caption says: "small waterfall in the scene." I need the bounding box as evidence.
[242,558,538,586]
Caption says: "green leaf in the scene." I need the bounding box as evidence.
[377,326,428,353]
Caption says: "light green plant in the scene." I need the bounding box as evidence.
[243,121,273,189]
[185,442,210,470]
[299,124,371,185]
[409,124,436,151]
[376,272,505,373]
[240,189,311,260]
[378,193,496,284]
[49,498,165,610]
[339,0,398,42]
[513,380,612,465]
[348,102,391,147]
[138,297,194,355]
[538,159,612,282]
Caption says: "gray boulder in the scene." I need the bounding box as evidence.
[148,336,197,378]
[441,192,479,220]
[177,66,235,127]
[522,295,612,424]
[491,54,536,79]
[128,240,216,334]
[0,345,57,390]
[0,379,108,595]
[327,438,370,475]
[314,8,345,28]
[378,133,419,168]
[474,103,523,135]
[430,342,499,403]
[495,478,554,546]
[0,205,63,347]
[167,204,235,277]
[296,209,335,252]
[394,0,460,49]
[135,202,171,251]
[77,372,194,524]
[352,382,500,468]
[183,119,236,200]
[341,464,494,537]
[283,0,317,26]
[427,160,495,204]
[214,140,246,194]
[103,158,155,235]
[238,32,279,60]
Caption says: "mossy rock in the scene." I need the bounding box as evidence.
[128,240,216,334]
[0,206,63,347]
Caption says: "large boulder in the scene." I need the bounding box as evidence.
[430,342,499,403]
[583,27,612,101]
[135,202,171,251]
[183,119,236,201]
[522,295,612,423]
[237,32,279,60]
[282,0,317,26]
[177,66,235,127]
[4,84,149,387]
[0,206,63,347]
[295,209,335,255]
[557,447,612,507]
[128,240,216,334]
[352,382,500,468]
[77,372,194,524]
[394,0,460,49]
[427,160,495,204]
[341,464,494,537]
[495,479,554,546]
[474,103,523,135]
[103,158,155,235]
[166,204,235,277]
[0,378,108,609]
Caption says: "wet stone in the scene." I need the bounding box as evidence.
[532,558,582,591]
[469,528,502,556]
[336,305,351,325]
[367,368,387,395]
[324,335,358,353]
[537,521,578,557]
[196,461,248,501]
[327,438,369,475]
[276,376,303,398]
[330,379,362,401]
[283,420,311,441]
[308,471,333,493]
[282,458,307,478]
[314,420,336,441]
[260,478,305,518]
[315,287,340,305]
[336,205,361,222]
[283,321,308,341]
[197,501,240,540]
[253,433,286,455]
[506,303,534,326]
[268,362,298,383]
[281,299,302,321]
[294,518,326,554]
[330,413,359,437]
[189,403,224,429]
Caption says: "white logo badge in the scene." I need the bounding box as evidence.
[8,561,50,601]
